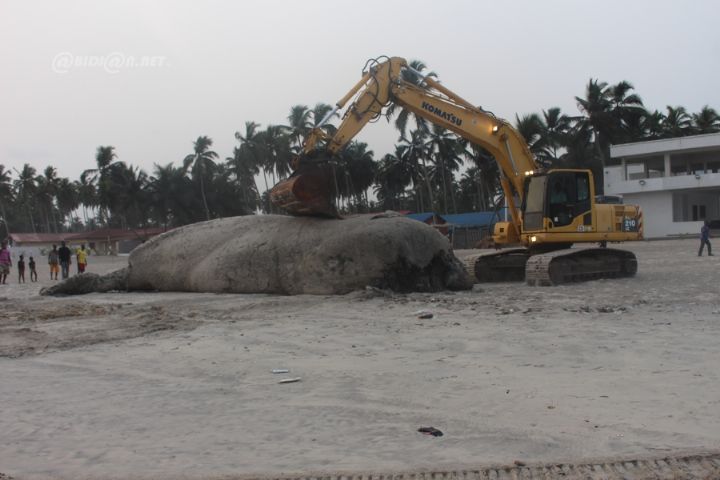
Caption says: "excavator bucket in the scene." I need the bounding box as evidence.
[269,163,339,218]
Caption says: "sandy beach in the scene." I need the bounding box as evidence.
[2,238,720,479]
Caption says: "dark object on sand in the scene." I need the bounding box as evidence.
[418,426,443,437]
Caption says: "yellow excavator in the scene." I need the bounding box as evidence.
[270,56,643,285]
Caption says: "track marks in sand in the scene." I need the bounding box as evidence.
[0,300,201,358]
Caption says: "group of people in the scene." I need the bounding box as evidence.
[0,240,89,285]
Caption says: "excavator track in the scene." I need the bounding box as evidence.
[463,247,637,286]
[462,248,530,282]
[525,247,638,286]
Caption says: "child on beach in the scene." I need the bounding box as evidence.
[76,244,88,274]
[29,256,37,282]
[18,254,26,283]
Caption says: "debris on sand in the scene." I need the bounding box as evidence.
[278,377,301,384]
[418,426,444,437]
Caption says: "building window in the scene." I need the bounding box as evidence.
[673,192,717,222]
[692,205,706,221]
[690,163,705,175]
[671,162,688,176]
[646,156,665,178]
[627,162,645,180]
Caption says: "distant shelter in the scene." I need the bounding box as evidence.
[8,227,168,258]
[443,212,498,249]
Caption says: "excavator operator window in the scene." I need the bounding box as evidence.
[546,172,592,227]
[574,174,591,217]
[547,175,570,226]
[522,175,546,231]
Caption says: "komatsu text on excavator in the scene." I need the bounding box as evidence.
[270,56,643,285]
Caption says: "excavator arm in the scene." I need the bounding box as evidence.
[270,56,538,233]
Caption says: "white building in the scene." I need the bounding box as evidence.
[605,133,720,238]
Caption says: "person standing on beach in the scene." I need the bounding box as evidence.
[29,256,37,282]
[75,244,88,274]
[17,254,26,283]
[48,245,60,280]
[58,241,72,279]
[0,241,11,284]
[699,220,712,256]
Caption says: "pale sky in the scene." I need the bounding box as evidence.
[1,0,719,180]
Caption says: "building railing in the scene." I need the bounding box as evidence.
[606,167,720,195]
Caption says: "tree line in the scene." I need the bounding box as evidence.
[1,62,718,235]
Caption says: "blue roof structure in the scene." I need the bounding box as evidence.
[444,212,498,227]
[405,210,509,227]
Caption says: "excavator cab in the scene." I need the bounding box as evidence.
[521,170,593,234]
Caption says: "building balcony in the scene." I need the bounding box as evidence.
[605,166,720,195]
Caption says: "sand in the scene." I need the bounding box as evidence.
[1,238,720,479]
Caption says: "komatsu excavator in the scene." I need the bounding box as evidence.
[270,56,643,285]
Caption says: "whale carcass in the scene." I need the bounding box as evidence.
[41,214,473,296]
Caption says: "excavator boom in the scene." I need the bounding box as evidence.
[270,56,536,229]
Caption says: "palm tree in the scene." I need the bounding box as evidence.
[150,163,193,227]
[284,103,338,157]
[638,109,665,140]
[183,136,218,221]
[83,146,118,224]
[458,167,481,211]
[515,113,549,165]
[228,124,262,212]
[464,144,500,212]
[374,150,412,211]
[36,166,62,232]
[260,125,293,183]
[692,106,720,134]
[286,104,313,153]
[541,107,574,164]
[662,106,693,138]
[310,103,338,129]
[608,80,646,143]
[104,163,149,228]
[557,122,598,191]
[77,172,98,227]
[55,177,78,230]
[13,164,38,233]
[335,141,376,211]
[575,79,643,168]
[424,124,464,214]
[385,60,436,138]
[0,165,13,236]
[397,129,434,212]
[234,121,266,194]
